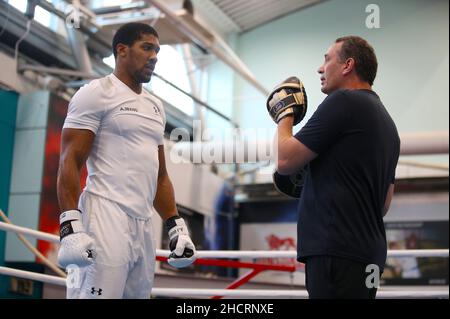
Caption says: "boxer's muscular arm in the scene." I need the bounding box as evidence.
[154,145,197,268]
[154,145,178,221]
[57,128,95,211]
[57,128,96,268]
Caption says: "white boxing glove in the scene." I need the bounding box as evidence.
[165,216,197,268]
[57,209,95,268]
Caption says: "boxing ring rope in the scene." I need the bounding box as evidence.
[0,266,448,299]
[0,220,448,299]
[0,211,66,278]
[150,288,450,299]
[161,249,450,258]
[0,221,60,243]
[1,221,448,258]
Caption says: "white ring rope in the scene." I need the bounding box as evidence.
[0,210,66,278]
[0,266,448,299]
[0,221,448,258]
[192,249,450,258]
[152,288,449,299]
[0,221,59,243]
[0,266,65,286]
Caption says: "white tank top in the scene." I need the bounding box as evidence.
[63,73,166,219]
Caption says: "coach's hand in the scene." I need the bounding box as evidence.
[267,76,307,125]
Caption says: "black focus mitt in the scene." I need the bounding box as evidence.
[272,167,307,198]
[266,76,307,125]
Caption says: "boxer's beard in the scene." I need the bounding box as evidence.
[133,68,152,84]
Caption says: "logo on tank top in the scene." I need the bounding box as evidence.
[120,106,138,112]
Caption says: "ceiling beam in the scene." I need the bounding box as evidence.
[146,0,269,96]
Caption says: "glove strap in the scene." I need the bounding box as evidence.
[165,216,188,240]
[59,209,84,240]
[60,209,82,223]
[277,108,295,123]
[272,94,296,114]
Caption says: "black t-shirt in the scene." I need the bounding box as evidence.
[294,89,400,269]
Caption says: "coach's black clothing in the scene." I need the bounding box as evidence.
[294,89,400,271]
[305,255,379,299]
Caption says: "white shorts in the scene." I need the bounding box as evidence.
[67,191,156,299]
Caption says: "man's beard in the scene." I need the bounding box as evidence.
[134,69,152,83]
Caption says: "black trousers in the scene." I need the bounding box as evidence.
[305,255,379,299]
